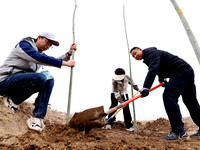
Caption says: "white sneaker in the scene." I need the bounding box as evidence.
[106,124,112,130]
[3,96,19,112]
[27,117,45,133]
[126,127,135,132]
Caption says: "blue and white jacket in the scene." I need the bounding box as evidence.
[0,37,69,82]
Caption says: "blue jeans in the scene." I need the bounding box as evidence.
[0,72,54,119]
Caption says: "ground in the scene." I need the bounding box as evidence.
[0,97,200,150]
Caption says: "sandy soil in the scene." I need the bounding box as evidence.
[0,97,200,150]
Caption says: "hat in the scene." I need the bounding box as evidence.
[112,68,126,81]
[40,32,59,46]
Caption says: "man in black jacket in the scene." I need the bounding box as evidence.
[130,47,200,140]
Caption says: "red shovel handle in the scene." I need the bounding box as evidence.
[105,82,164,115]
[122,82,164,106]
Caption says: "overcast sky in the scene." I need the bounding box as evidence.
[0,0,200,121]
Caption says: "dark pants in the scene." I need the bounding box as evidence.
[0,72,54,119]
[107,93,133,129]
[163,68,200,133]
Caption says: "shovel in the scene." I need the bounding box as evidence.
[105,82,164,115]
[106,91,139,124]
[69,82,164,131]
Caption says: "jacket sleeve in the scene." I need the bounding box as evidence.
[126,75,139,91]
[19,41,63,68]
[58,53,70,61]
[143,51,160,89]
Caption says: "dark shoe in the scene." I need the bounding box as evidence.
[162,130,187,140]
[190,129,200,138]
[180,130,188,138]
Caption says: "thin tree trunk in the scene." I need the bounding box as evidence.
[170,0,200,65]
[66,0,77,123]
[123,5,137,134]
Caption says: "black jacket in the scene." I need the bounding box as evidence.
[142,47,192,89]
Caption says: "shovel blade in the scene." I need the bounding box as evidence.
[69,106,106,132]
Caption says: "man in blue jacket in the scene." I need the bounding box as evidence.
[130,47,200,140]
[0,32,76,132]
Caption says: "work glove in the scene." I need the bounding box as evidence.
[133,84,139,91]
[158,77,168,87]
[161,80,168,87]
[140,88,149,97]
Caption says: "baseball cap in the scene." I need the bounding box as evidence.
[40,32,59,46]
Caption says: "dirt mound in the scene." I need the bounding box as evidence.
[0,97,200,150]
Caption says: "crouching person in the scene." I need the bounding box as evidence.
[0,32,77,132]
[106,68,139,131]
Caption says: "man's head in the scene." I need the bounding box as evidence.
[130,47,143,60]
[36,32,59,51]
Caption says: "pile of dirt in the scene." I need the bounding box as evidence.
[0,97,200,150]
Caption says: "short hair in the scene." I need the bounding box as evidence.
[130,47,140,53]
[115,68,125,75]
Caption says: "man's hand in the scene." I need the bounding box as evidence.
[140,88,149,97]
[68,43,77,55]
[161,80,168,87]
[63,60,76,67]
[158,77,167,87]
